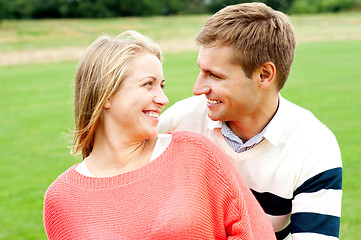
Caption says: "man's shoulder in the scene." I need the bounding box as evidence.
[167,95,207,113]
[280,97,339,146]
[159,96,211,133]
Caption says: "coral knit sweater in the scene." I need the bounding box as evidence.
[44,131,275,240]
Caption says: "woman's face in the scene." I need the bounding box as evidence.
[102,53,169,141]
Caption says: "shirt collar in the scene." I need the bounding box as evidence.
[207,119,222,132]
[221,122,266,144]
[263,95,288,147]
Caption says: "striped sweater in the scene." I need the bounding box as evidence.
[158,95,342,240]
[43,131,276,240]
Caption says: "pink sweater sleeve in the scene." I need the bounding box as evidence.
[191,131,276,239]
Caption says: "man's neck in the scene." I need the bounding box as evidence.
[227,96,279,143]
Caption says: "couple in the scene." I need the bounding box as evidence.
[44,3,342,240]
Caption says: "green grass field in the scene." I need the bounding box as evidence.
[1,13,361,239]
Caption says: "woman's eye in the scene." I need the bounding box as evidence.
[144,81,153,86]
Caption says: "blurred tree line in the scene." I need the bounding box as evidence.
[0,0,360,20]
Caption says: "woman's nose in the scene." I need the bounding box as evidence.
[154,88,169,107]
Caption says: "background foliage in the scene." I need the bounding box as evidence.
[1,0,361,21]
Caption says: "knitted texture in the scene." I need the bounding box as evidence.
[158,96,342,240]
[44,131,275,240]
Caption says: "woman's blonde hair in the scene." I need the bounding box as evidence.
[72,30,162,159]
[196,2,296,90]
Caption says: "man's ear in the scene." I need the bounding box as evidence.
[257,62,276,89]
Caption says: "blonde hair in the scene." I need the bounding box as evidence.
[196,2,296,90]
[72,30,162,158]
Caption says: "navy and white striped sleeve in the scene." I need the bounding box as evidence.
[291,167,342,239]
[290,132,342,240]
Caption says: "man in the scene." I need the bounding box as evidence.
[158,2,342,240]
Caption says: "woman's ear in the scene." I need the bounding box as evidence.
[258,62,276,89]
[103,98,111,109]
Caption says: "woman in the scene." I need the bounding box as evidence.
[43,30,275,239]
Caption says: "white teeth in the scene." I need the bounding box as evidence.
[145,112,159,118]
[207,99,221,105]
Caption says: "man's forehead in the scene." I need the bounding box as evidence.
[197,45,237,69]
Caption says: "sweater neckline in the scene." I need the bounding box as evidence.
[65,134,175,189]
[212,129,270,163]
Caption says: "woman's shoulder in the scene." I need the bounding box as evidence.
[170,130,213,146]
[169,131,231,167]
[169,131,249,197]
[44,165,78,197]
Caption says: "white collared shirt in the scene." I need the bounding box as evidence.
[221,122,267,153]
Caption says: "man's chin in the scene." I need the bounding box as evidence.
[207,112,223,122]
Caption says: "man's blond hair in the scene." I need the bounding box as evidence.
[196,2,296,90]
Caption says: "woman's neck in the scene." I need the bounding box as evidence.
[85,127,157,177]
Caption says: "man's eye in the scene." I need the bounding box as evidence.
[144,81,152,86]
[210,73,221,79]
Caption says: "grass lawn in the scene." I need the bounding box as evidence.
[0,14,360,239]
[0,61,77,239]
[1,12,361,53]
[0,15,209,52]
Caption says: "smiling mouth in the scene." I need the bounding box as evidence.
[144,111,160,118]
[207,99,222,105]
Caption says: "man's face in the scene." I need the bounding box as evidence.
[193,44,261,123]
